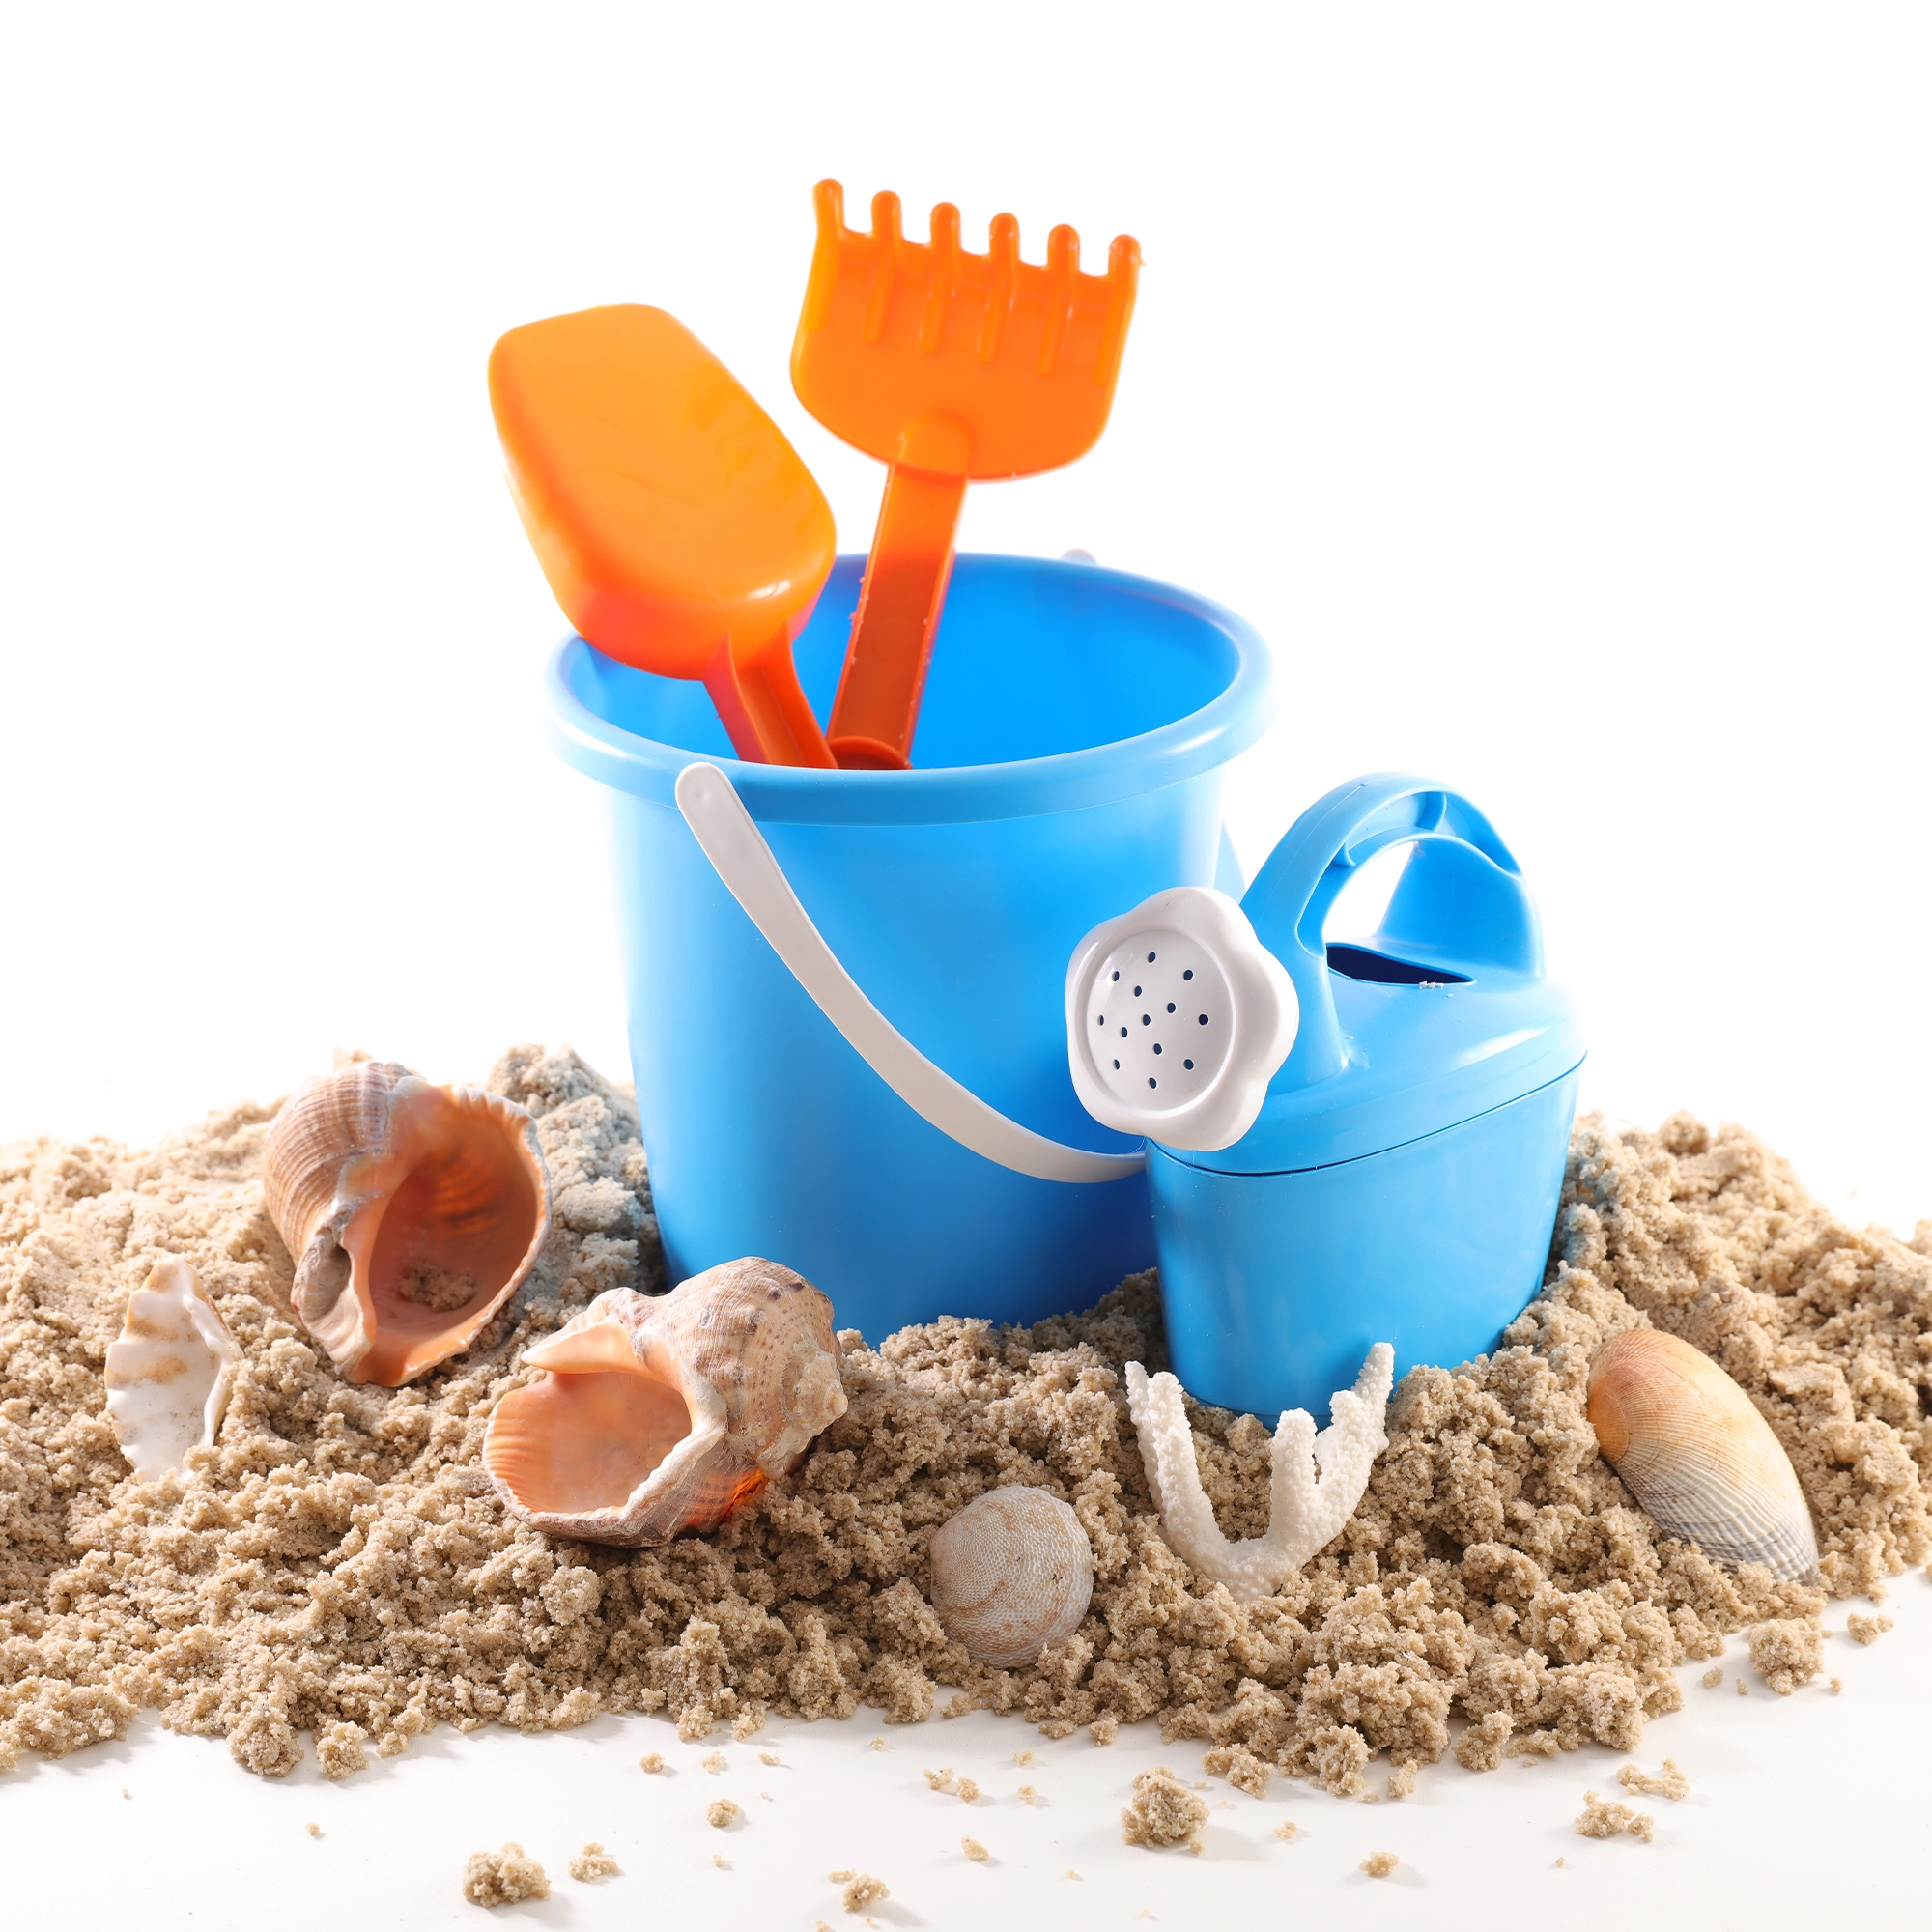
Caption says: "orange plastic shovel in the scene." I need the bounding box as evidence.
[490,304,838,768]
[791,182,1141,770]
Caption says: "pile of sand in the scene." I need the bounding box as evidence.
[2,1046,1926,1786]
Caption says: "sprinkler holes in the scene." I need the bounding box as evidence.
[1183,1059,1194,1070]
[1148,1077,1157,1089]
[1120,1026,1127,1037]
[1183,969,1193,980]
[1153,1044,1162,1055]
[1112,970,1120,980]
[1113,1060,1120,1069]
[1142,1015,1151,1026]
[1147,952,1156,962]
[1198,1014,1209,1025]
[1166,1002,1175,1012]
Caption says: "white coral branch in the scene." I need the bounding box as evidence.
[1124,1344,1395,1604]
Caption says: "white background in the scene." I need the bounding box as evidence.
[2,3,1928,1924]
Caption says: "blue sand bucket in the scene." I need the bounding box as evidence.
[545,554,1275,1342]
[1150,775,1585,1419]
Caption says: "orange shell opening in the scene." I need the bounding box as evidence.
[485,1367,695,1517]
[352,1098,544,1385]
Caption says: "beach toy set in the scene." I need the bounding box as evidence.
[496,180,1584,1423]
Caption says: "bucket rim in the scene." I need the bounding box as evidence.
[542,553,1277,826]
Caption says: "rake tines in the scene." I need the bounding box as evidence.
[792,181,1141,769]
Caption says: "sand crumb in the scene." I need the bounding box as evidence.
[961,1836,988,1861]
[1701,1668,1724,1689]
[1846,1612,1893,1645]
[2,1069,1923,1787]
[923,1767,954,1791]
[759,1750,781,1765]
[639,1752,666,1774]
[712,1853,728,1869]
[1272,1820,1298,1840]
[1454,1712,1513,1773]
[462,1843,549,1906]
[706,1799,740,1828]
[1013,1749,1036,1766]
[732,1708,765,1739]
[1386,1761,1418,1800]
[1122,1767,1208,1852]
[305,1821,320,1837]
[701,1750,726,1773]
[1202,1745,1271,1796]
[1749,1619,1824,1695]
[569,1842,620,1881]
[1017,1783,1039,1804]
[1617,1758,1688,1801]
[1738,1678,1748,1695]
[1360,1851,1399,1877]
[1090,1713,1120,1744]
[841,1873,889,1911]
[1831,1677,1844,1693]
[957,1777,980,1803]
[1555,1856,1565,1867]
[868,1738,886,1751]
[1576,1792,1654,1842]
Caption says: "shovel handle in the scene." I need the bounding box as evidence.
[703,629,838,769]
[828,464,967,770]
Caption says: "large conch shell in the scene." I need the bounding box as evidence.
[263,1060,552,1385]
[104,1257,242,1481]
[928,1486,1094,1667]
[482,1258,846,1547]
[1587,1327,1818,1582]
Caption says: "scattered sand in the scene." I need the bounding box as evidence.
[462,1842,549,1906]
[639,1751,666,1773]
[706,1798,739,1828]
[1203,1744,1271,1796]
[1616,1758,1688,1800]
[1748,1619,1823,1695]
[1576,1792,1654,1842]
[1272,1819,1298,1840]
[1122,1766,1208,1851]
[1701,1667,1724,1689]
[957,1776,980,1802]
[961,1835,988,1861]
[701,1749,726,1773]
[1846,1612,1893,1645]
[569,1842,620,1881]
[4,1058,1930,1797]
[839,1872,888,1911]
[1361,1851,1399,1876]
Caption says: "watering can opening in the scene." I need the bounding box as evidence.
[1324,942,1471,987]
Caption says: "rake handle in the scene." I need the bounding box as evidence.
[828,463,968,771]
[703,629,838,768]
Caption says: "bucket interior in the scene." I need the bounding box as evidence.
[570,554,1242,769]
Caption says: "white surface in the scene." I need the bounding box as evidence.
[675,761,1139,1181]
[3,2,1930,1923]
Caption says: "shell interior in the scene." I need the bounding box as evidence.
[104,1257,241,1482]
[263,1063,552,1386]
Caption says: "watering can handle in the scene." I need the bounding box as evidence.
[1240,773,1544,1091]
[675,763,1146,1185]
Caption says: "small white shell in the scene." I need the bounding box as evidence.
[483,1258,846,1547]
[104,1257,241,1481]
[927,1486,1094,1668]
[1588,1328,1818,1581]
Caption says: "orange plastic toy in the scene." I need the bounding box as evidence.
[792,182,1142,770]
[490,304,838,768]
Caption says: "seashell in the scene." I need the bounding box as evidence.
[482,1257,846,1547]
[927,1486,1094,1667]
[1587,1327,1818,1581]
[262,1060,551,1386]
[104,1257,241,1481]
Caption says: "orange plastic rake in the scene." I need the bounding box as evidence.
[792,182,1141,770]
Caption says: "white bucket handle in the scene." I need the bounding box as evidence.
[675,762,1145,1185]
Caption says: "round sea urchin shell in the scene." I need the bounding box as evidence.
[927,1486,1094,1667]
[1587,1327,1818,1581]
[262,1060,552,1386]
[482,1258,846,1548]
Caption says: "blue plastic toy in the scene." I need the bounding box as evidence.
[544,552,1275,1344]
[1140,775,1585,1419]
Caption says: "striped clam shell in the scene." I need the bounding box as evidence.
[1587,1327,1818,1582]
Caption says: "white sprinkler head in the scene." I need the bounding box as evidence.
[1065,886,1299,1151]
